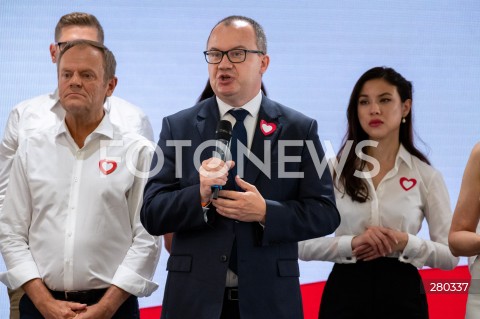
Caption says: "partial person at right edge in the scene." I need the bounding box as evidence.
[299,66,459,319]
[449,143,480,319]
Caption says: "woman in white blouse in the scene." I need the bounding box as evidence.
[449,143,480,319]
[299,66,459,319]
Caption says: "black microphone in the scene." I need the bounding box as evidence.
[211,120,232,199]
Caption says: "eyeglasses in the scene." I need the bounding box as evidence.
[203,49,264,64]
[55,42,68,51]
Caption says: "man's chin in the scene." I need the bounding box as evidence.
[215,89,238,100]
[61,102,87,112]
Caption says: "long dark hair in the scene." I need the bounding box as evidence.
[336,66,429,202]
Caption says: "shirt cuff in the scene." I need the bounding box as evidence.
[399,233,421,266]
[111,265,159,297]
[203,206,211,222]
[338,235,357,263]
[0,261,40,289]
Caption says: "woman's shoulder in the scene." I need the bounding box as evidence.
[469,142,480,161]
[461,142,480,180]
[407,152,443,187]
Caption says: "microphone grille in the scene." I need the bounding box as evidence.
[215,120,232,140]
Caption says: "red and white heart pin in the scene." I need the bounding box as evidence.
[260,119,276,136]
[99,159,117,175]
[400,177,416,191]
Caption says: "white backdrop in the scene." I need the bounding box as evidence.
[0,0,479,314]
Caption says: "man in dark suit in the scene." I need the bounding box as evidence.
[141,15,340,319]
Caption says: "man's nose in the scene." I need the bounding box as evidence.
[69,73,82,87]
[218,53,232,69]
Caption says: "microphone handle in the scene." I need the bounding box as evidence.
[212,185,220,199]
[211,137,230,199]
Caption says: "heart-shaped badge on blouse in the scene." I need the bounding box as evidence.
[399,177,416,191]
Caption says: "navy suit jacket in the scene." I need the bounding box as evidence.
[141,96,340,319]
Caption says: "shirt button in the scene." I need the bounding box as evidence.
[220,255,228,262]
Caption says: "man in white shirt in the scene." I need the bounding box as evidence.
[0,39,160,319]
[0,12,154,319]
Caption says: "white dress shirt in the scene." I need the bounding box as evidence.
[0,114,160,297]
[216,90,262,150]
[299,144,459,270]
[0,90,154,212]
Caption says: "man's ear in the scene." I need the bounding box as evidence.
[260,54,270,75]
[106,77,118,97]
[49,43,57,63]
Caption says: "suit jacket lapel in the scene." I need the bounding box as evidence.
[196,97,221,162]
[244,96,283,185]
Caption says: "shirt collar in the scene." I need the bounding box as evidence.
[51,88,59,100]
[216,91,262,118]
[56,112,115,141]
[50,89,64,115]
[395,144,413,170]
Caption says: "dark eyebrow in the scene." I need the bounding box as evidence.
[359,92,393,98]
[378,92,393,97]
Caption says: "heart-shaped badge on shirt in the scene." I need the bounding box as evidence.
[260,119,276,136]
[400,177,417,191]
[99,159,117,175]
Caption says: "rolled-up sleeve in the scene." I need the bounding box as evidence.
[0,108,21,212]
[0,142,41,289]
[111,146,161,297]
